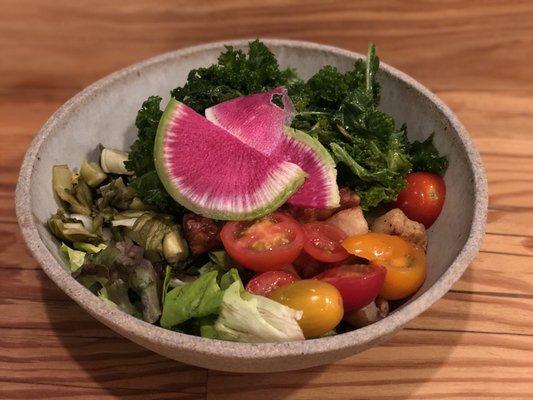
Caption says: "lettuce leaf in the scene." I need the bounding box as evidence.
[60,243,86,272]
[160,269,240,329]
[99,278,137,315]
[214,281,305,343]
[73,242,107,254]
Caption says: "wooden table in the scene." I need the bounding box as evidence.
[2,1,532,399]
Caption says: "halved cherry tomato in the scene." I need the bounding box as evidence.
[302,222,350,263]
[392,172,446,228]
[269,280,343,338]
[342,233,426,301]
[328,255,368,269]
[220,212,304,272]
[316,264,386,311]
[281,264,301,278]
[245,271,299,296]
[293,252,325,278]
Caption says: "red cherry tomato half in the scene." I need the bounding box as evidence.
[392,172,446,228]
[245,271,299,296]
[220,212,305,272]
[302,222,350,263]
[293,252,325,278]
[280,264,301,278]
[342,233,426,301]
[315,264,387,311]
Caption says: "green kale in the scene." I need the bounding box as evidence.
[129,170,179,214]
[124,40,447,213]
[124,96,177,213]
[171,39,301,113]
[331,140,408,209]
[409,133,449,175]
[291,44,412,208]
[125,96,163,177]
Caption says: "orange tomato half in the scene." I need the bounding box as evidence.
[342,233,426,300]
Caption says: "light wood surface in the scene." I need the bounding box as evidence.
[2,1,532,399]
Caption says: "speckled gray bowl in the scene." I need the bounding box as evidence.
[16,39,487,373]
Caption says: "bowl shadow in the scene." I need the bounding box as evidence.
[39,274,207,399]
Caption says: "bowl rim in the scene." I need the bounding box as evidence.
[15,38,488,360]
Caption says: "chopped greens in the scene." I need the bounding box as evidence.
[160,268,240,329]
[100,148,133,175]
[60,243,86,272]
[214,281,305,342]
[125,96,164,178]
[409,133,449,175]
[48,211,100,244]
[52,165,93,216]
[126,40,446,210]
[291,45,413,209]
[80,160,107,187]
[73,242,107,254]
[170,40,300,113]
[125,96,177,213]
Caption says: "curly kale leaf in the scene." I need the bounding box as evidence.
[123,41,447,213]
[125,96,163,177]
[124,96,177,213]
[330,131,410,209]
[409,133,449,175]
[291,44,412,208]
[129,170,180,214]
[171,39,302,113]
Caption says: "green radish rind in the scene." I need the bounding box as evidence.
[283,127,340,208]
[154,99,307,221]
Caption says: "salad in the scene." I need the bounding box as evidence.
[48,41,447,342]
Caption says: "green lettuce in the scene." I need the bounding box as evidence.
[73,242,107,254]
[161,265,172,305]
[60,243,85,272]
[160,268,240,329]
[214,281,304,343]
[99,279,136,315]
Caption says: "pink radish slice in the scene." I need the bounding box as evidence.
[154,99,306,220]
[205,88,339,208]
[205,87,294,157]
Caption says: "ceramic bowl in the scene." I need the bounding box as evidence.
[16,39,487,373]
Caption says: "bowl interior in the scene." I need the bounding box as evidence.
[18,40,486,372]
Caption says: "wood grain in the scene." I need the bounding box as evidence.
[1,1,533,399]
[207,330,533,400]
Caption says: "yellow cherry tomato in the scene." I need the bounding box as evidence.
[342,233,426,301]
[269,280,343,338]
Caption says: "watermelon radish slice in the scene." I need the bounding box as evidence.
[205,88,340,209]
[280,128,339,208]
[205,87,294,157]
[154,99,306,220]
